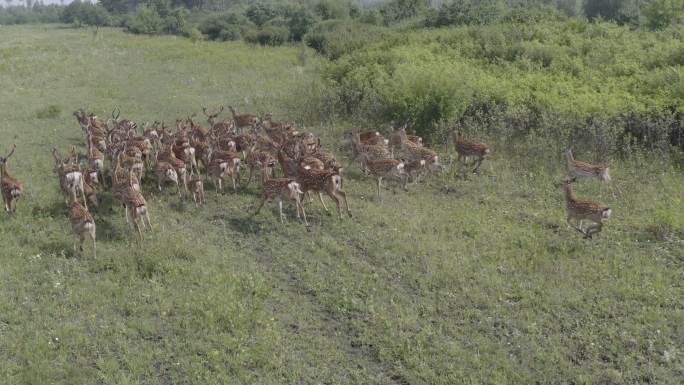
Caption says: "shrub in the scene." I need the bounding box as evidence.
[198,12,249,41]
[305,20,385,60]
[125,5,163,35]
[61,1,111,27]
[244,25,289,46]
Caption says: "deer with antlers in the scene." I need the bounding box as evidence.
[0,144,23,213]
[66,185,97,256]
[253,161,307,225]
[559,178,611,238]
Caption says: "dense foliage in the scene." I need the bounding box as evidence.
[316,19,684,157]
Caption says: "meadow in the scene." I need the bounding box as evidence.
[0,24,683,385]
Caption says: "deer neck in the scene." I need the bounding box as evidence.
[0,163,8,178]
[563,184,575,203]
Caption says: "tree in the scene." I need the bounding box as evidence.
[643,0,684,29]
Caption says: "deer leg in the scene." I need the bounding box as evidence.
[377,177,382,201]
[472,158,483,174]
[143,209,152,231]
[326,190,342,219]
[278,199,285,223]
[253,195,268,216]
[317,192,329,212]
[335,189,351,218]
[298,198,309,226]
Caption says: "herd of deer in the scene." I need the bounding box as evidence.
[0,105,617,256]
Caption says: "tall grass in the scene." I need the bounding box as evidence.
[0,25,682,385]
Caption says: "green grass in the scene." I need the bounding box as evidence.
[0,25,683,385]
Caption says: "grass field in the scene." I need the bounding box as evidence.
[0,25,683,385]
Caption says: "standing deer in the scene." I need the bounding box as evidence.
[228,106,259,133]
[0,144,23,213]
[187,175,205,207]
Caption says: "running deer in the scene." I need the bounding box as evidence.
[67,185,96,257]
[559,178,611,238]
[0,144,23,213]
[452,128,490,174]
[296,165,351,219]
[360,155,407,201]
[187,175,205,207]
[253,162,308,225]
[563,148,611,182]
[155,159,181,196]
[52,148,88,210]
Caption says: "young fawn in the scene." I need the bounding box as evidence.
[253,163,308,225]
[452,129,490,174]
[559,178,612,239]
[0,144,23,213]
[67,186,96,257]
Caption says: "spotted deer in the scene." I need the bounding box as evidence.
[563,148,611,182]
[0,144,23,213]
[67,185,96,256]
[253,162,307,225]
[559,178,611,238]
[228,106,259,133]
[296,165,351,219]
[452,129,490,173]
[360,155,407,201]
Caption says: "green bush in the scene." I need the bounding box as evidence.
[0,5,62,25]
[61,1,110,27]
[244,25,290,46]
[318,20,684,152]
[305,20,386,60]
[125,5,163,35]
[198,12,249,41]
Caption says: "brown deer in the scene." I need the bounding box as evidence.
[228,106,259,133]
[52,148,88,210]
[296,165,351,219]
[360,155,407,201]
[563,148,611,182]
[67,186,96,256]
[244,145,275,188]
[452,128,490,174]
[253,162,307,225]
[0,144,23,213]
[187,175,205,207]
[559,178,611,238]
[154,160,181,196]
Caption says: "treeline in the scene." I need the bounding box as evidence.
[1,0,682,39]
